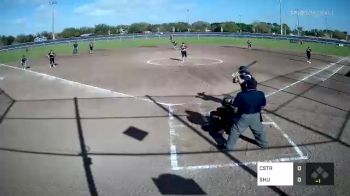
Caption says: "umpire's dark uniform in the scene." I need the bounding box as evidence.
[226,83,268,150]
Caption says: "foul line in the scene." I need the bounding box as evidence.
[168,105,179,169]
[264,114,305,159]
[0,63,183,106]
[266,57,347,97]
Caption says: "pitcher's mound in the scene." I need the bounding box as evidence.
[147,57,223,66]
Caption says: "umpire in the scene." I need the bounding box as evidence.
[226,80,268,150]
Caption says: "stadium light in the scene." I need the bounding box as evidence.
[238,14,242,33]
[187,9,190,32]
[297,9,300,36]
[49,0,57,40]
[279,0,283,35]
[325,15,329,38]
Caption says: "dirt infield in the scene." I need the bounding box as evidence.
[0,44,350,195]
[6,45,343,97]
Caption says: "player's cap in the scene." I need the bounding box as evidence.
[239,66,246,71]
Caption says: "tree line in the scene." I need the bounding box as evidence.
[0,21,348,45]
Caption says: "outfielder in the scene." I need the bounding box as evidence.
[20,55,28,69]
[47,50,56,68]
[89,41,94,54]
[180,42,188,62]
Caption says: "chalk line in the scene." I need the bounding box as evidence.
[0,63,183,106]
[266,57,347,97]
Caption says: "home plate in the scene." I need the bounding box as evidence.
[168,103,307,170]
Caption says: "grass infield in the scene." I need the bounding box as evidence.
[0,37,349,63]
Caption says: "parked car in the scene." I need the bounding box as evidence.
[34,37,47,42]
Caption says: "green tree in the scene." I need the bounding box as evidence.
[79,27,94,35]
[60,27,81,38]
[159,23,176,32]
[1,35,15,45]
[332,30,346,39]
[210,23,223,32]
[282,24,291,35]
[297,27,304,36]
[237,23,253,32]
[38,31,51,39]
[0,35,6,45]
[254,22,272,33]
[149,24,161,32]
[116,25,129,34]
[191,21,210,32]
[174,22,190,32]
[128,22,151,33]
[222,22,240,32]
[15,34,34,43]
[271,24,280,34]
[94,24,111,35]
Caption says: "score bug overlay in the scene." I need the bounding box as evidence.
[257,162,294,186]
[257,162,334,186]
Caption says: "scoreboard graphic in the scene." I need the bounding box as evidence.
[257,162,334,186]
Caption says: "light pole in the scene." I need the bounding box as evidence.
[325,15,329,38]
[49,0,57,40]
[238,14,242,33]
[279,0,283,35]
[297,9,300,36]
[187,9,190,32]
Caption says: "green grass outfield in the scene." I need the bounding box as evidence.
[0,37,349,64]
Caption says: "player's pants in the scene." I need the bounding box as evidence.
[73,48,78,54]
[181,51,187,58]
[49,58,55,66]
[226,113,268,150]
[307,54,311,61]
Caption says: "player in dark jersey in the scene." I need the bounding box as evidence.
[20,55,28,69]
[306,46,312,64]
[170,35,177,49]
[247,40,252,49]
[233,66,256,91]
[47,50,56,68]
[73,42,78,55]
[172,40,178,49]
[89,41,94,54]
[180,42,188,62]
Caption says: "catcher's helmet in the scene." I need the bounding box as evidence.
[221,97,232,107]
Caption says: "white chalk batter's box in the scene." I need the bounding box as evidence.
[168,103,308,170]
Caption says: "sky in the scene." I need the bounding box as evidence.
[0,0,349,36]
